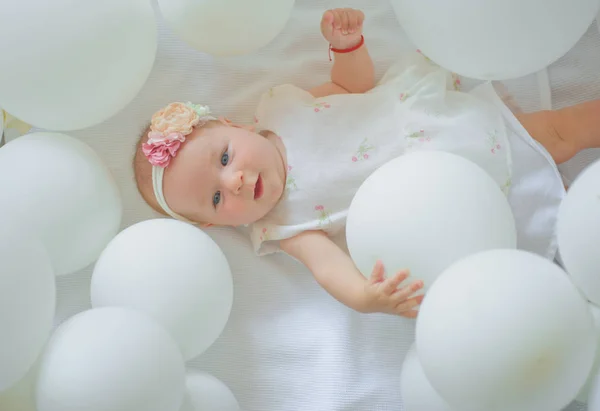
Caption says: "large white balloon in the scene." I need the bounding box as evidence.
[0,133,122,275]
[558,159,600,305]
[0,232,55,392]
[158,0,295,56]
[576,304,600,403]
[91,219,233,360]
[35,307,186,411]
[400,344,453,411]
[391,0,600,80]
[346,151,516,289]
[0,0,157,131]
[179,371,240,411]
[416,249,597,411]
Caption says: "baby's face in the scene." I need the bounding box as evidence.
[162,123,287,226]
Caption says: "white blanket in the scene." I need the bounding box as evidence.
[50,1,600,409]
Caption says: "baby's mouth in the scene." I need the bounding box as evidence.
[254,174,264,200]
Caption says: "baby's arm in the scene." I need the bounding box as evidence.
[280,230,424,317]
[311,9,375,97]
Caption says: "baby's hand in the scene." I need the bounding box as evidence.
[320,8,365,50]
[363,260,424,318]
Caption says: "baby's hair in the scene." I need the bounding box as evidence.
[132,118,222,217]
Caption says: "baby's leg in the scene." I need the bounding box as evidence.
[516,100,600,164]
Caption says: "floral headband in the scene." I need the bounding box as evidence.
[142,102,216,222]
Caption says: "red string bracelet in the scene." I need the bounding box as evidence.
[329,35,365,61]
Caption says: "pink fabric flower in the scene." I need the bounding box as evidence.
[142,139,183,168]
[147,131,186,145]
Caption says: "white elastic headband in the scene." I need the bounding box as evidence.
[151,166,195,223]
[143,102,216,223]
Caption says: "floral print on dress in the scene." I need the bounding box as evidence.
[315,205,332,229]
[405,128,431,150]
[416,49,438,66]
[451,73,461,91]
[399,92,410,102]
[285,165,298,191]
[308,101,331,113]
[352,138,375,162]
[487,130,502,154]
[259,227,270,242]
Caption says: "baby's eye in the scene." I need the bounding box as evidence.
[221,151,229,166]
[213,191,221,207]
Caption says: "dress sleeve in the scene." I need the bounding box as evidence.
[377,51,458,92]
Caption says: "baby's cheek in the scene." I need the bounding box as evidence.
[223,198,252,222]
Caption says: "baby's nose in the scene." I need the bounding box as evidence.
[225,170,244,194]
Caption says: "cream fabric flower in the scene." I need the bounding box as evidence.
[150,102,200,135]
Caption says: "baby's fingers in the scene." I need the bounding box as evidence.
[395,295,425,315]
[347,9,363,33]
[369,260,385,284]
[382,269,410,295]
[320,10,335,36]
[399,309,419,319]
[339,9,350,34]
[392,278,424,301]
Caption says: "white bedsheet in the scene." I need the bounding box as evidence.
[47,1,600,409]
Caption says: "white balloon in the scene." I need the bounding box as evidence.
[391,0,600,80]
[558,159,600,305]
[346,151,516,289]
[0,0,157,131]
[91,219,233,360]
[35,307,186,411]
[158,0,295,56]
[0,233,55,392]
[416,249,597,411]
[0,132,122,275]
[179,371,240,411]
[401,344,453,411]
[576,303,600,403]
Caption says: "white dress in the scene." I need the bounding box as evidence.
[250,52,565,260]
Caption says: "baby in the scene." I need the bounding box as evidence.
[134,8,600,318]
